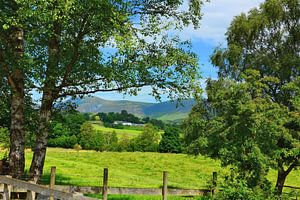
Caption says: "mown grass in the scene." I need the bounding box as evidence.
[92,124,143,138]
[0,148,299,193]
[92,124,164,138]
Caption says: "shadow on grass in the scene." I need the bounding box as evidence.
[40,172,72,185]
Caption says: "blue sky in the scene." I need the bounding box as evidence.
[95,0,265,102]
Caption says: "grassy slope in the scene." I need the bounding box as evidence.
[1,148,298,191]
[15,148,223,189]
[92,124,164,138]
[156,112,189,121]
[92,124,143,138]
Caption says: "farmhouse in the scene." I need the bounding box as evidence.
[113,121,145,127]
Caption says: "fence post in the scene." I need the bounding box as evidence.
[162,171,168,200]
[102,168,108,200]
[49,166,56,200]
[212,172,217,195]
[3,183,10,200]
[26,176,38,200]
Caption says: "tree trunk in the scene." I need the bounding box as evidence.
[8,27,25,178]
[9,70,25,178]
[29,93,53,179]
[275,166,287,195]
[30,8,60,179]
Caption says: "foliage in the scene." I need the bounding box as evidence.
[48,111,87,148]
[184,72,300,192]
[143,117,165,130]
[73,144,82,151]
[97,110,166,130]
[184,0,300,194]
[103,131,118,151]
[133,124,160,152]
[98,110,141,124]
[1,0,205,177]
[159,126,182,153]
[214,180,271,200]
[0,79,10,128]
[0,127,9,148]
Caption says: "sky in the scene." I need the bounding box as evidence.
[95,0,265,103]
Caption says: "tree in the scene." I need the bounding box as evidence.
[20,0,205,178]
[185,0,299,195]
[0,0,28,178]
[135,123,160,152]
[159,126,182,153]
[209,0,299,195]
[1,0,205,178]
[184,73,299,196]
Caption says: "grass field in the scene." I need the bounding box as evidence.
[91,124,164,138]
[156,112,189,122]
[92,124,143,138]
[0,148,299,198]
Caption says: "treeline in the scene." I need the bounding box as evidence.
[77,122,182,153]
[1,108,183,153]
[94,110,165,129]
[48,110,182,153]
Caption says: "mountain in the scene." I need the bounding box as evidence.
[76,96,195,121]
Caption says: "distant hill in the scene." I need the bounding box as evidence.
[76,96,195,121]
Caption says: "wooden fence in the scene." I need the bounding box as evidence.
[1,166,298,200]
[0,166,214,200]
[0,175,97,200]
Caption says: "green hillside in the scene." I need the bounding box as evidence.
[91,123,164,138]
[92,124,143,138]
[76,96,195,121]
[156,112,189,122]
[77,97,153,116]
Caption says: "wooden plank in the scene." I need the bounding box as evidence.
[162,171,168,200]
[54,185,211,196]
[1,184,211,196]
[0,176,73,199]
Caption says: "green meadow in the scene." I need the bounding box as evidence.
[1,148,299,192]
[92,124,143,138]
[91,124,164,138]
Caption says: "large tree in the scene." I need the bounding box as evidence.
[185,0,299,195]
[0,0,29,178]
[0,0,205,178]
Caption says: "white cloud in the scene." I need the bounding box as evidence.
[178,0,265,44]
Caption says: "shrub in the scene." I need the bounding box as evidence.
[73,143,82,151]
[134,124,160,152]
[159,126,182,153]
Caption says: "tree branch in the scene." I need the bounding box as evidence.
[285,156,299,175]
[57,82,149,98]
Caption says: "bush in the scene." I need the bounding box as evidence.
[73,143,82,151]
[159,126,182,153]
[134,124,160,152]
